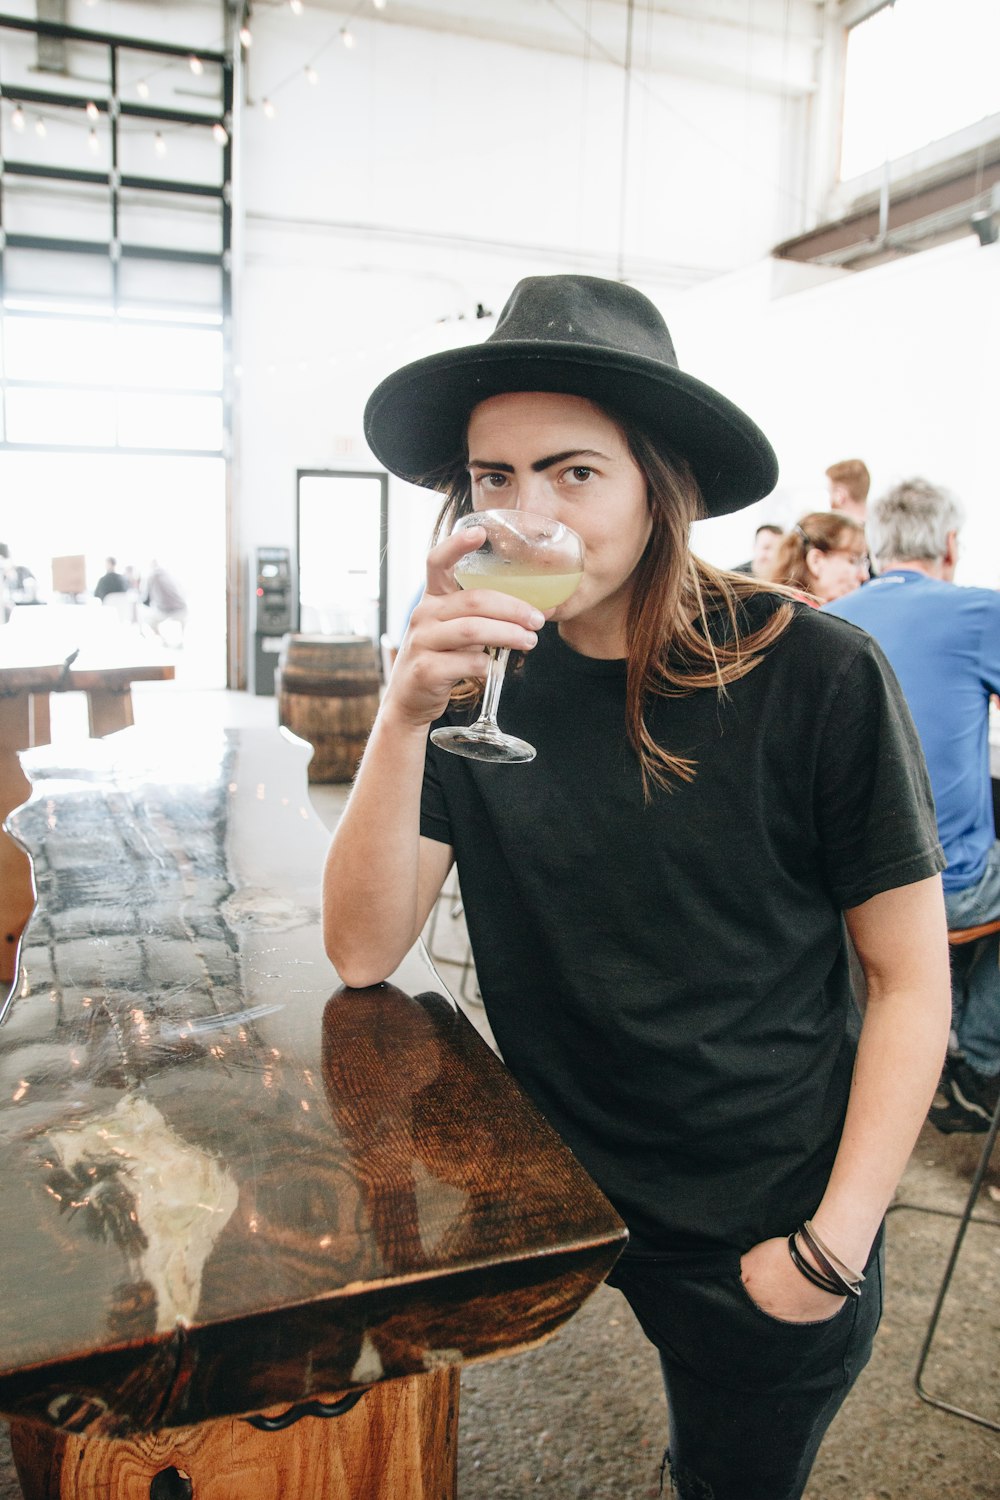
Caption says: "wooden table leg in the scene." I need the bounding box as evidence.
[0,698,35,989]
[85,687,135,739]
[27,694,51,748]
[7,1368,460,1500]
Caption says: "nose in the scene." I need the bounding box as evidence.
[511,472,555,516]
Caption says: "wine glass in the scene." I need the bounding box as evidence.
[430,509,585,764]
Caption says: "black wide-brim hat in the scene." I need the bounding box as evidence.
[363,274,777,518]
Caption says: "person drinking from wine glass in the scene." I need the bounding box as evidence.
[322,275,950,1500]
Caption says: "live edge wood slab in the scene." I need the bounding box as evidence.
[0,727,626,1499]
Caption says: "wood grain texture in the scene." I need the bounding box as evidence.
[0,728,626,1440]
[9,1367,459,1500]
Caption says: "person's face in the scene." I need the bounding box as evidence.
[807,530,869,602]
[751,529,780,578]
[465,392,652,650]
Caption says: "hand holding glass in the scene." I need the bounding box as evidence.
[430,510,584,763]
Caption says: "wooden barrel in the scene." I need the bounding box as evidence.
[276,634,380,784]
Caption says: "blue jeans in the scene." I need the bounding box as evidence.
[944,838,1000,1076]
[608,1231,884,1500]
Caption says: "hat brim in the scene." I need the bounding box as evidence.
[363,342,777,518]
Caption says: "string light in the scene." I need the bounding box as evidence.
[136,79,150,99]
[213,121,229,144]
[154,131,167,157]
[34,117,47,138]
[262,97,277,118]
[305,64,319,85]
[373,0,387,9]
[239,24,253,47]
[340,26,355,48]
[11,104,25,132]
[85,100,99,121]
[189,55,204,75]
[88,128,100,153]
[290,0,304,13]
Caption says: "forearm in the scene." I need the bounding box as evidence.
[322,701,439,987]
[812,974,950,1270]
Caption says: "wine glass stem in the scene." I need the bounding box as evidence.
[478,647,510,731]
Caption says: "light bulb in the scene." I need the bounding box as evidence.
[305,65,318,85]
[290,0,304,12]
[213,122,229,145]
[11,105,25,132]
[86,100,99,121]
[239,24,253,47]
[262,97,276,118]
[154,131,167,157]
[373,0,387,9]
[340,26,355,48]
[189,55,204,75]
[88,128,100,153]
[34,117,47,138]
[136,79,150,99]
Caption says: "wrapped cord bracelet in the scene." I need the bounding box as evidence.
[787,1221,864,1299]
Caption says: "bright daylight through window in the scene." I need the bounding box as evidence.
[840,0,1000,180]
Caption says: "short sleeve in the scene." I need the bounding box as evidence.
[419,739,454,846]
[815,636,946,909]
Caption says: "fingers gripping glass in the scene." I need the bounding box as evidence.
[430,510,585,764]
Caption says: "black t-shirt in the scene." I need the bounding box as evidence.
[420,597,944,1252]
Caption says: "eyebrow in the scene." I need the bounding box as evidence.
[467,448,610,473]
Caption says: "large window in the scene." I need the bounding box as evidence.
[841,0,1000,180]
[0,10,234,686]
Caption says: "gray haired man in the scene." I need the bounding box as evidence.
[825,478,1000,1130]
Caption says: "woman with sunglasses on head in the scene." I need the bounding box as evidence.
[322,276,950,1500]
[772,511,869,606]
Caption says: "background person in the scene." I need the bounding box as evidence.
[142,560,188,646]
[94,556,128,601]
[731,521,783,578]
[825,458,870,523]
[322,275,951,1500]
[824,478,1000,1132]
[770,511,868,605]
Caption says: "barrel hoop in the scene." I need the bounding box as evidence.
[276,676,379,699]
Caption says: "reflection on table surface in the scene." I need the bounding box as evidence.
[0,726,626,1437]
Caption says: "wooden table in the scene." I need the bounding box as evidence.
[0,727,627,1498]
[0,652,175,986]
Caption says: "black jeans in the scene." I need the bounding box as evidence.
[607,1229,884,1500]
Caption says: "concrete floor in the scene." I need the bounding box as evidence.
[2,687,998,1497]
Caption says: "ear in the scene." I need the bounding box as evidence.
[806,546,826,579]
[943,529,959,567]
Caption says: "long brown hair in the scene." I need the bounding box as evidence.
[427,408,795,798]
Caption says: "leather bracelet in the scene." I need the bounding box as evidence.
[799,1220,865,1294]
[787,1232,846,1296]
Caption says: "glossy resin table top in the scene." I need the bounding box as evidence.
[0,728,626,1436]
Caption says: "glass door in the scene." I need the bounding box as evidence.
[296,470,388,647]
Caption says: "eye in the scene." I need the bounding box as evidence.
[563,465,594,485]
[474,471,509,490]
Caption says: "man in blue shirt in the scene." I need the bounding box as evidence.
[825,477,1000,1132]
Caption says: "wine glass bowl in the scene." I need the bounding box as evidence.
[430,509,585,763]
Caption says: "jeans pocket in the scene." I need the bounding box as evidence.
[734,1271,850,1328]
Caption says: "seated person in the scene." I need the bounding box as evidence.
[824,478,1000,1131]
[769,512,868,606]
[731,523,784,578]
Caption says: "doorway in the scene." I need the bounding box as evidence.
[296,470,388,648]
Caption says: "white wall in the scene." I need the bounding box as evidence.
[234,0,823,659]
[679,238,1000,586]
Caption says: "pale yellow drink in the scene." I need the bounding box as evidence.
[457,567,583,611]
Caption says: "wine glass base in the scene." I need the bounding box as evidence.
[429,724,536,764]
